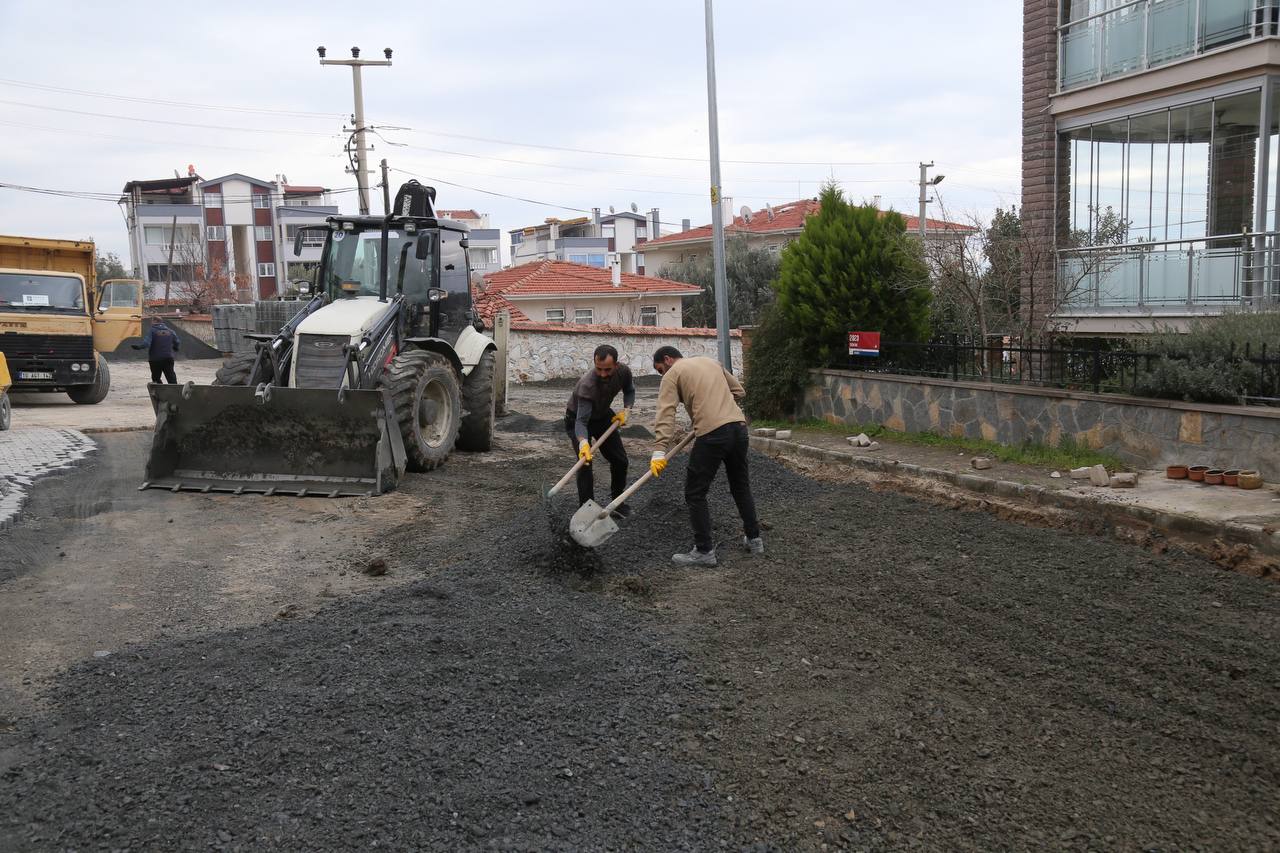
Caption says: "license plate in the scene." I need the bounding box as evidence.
[19,371,53,380]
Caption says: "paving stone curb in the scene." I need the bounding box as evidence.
[751,436,1280,561]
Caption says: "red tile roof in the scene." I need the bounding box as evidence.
[282,185,326,195]
[643,199,976,248]
[472,260,701,323]
[437,208,481,220]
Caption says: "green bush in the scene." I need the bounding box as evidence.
[743,306,811,419]
[1133,311,1280,404]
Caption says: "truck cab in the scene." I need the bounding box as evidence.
[0,236,143,403]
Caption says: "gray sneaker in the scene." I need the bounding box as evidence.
[672,547,718,567]
[742,536,765,554]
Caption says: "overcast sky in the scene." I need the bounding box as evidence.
[0,0,1022,266]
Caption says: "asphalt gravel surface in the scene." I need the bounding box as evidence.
[3,413,1280,850]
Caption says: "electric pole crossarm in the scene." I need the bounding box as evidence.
[318,47,392,216]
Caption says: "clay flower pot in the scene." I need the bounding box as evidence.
[1238,471,1264,490]
[1204,469,1225,485]
[1188,465,1209,482]
[1166,464,1188,479]
[1223,469,1240,487]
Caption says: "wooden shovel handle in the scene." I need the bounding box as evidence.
[547,418,622,496]
[597,430,696,518]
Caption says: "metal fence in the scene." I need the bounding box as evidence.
[833,336,1280,407]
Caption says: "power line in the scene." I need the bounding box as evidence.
[389,168,591,214]
[0,99,343,137]
[0,77,345,119]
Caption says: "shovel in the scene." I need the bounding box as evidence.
[569,431,696,548]
[546,419,622,498]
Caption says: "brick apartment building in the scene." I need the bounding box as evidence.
[1025,0,1280,334]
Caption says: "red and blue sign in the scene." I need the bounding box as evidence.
[847,331,881,356]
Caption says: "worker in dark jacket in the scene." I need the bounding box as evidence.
[133,319,180,384]
[565,344,636,516]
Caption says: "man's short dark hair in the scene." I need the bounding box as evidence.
[652,345,683,364]
[593,344,618,363]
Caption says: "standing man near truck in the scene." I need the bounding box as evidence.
[565,344,636,517]
[649,345,762,566]
[133,319,180,384]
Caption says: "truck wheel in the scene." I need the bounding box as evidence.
[213,351,273,386]
[0,394,10,431]
[380,349,461,472]
[456,349,496,452]
[68,355,110,404]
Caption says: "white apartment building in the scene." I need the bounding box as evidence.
[508,207,662,274]
[436,209,501,273]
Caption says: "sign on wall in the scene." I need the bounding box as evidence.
[848,331,881,356]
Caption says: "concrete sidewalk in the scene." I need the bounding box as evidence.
[752,425,1280,573]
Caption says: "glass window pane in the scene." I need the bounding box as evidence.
[1101,4,1144,79]
[1209,91,1260,239]
[1201,0,1252,50]
[1128,110,1170,242]
[1169,100,1212,240]
[1092,118,1128,244]
[1148,0,1197,66]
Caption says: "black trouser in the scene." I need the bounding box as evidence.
[685,421,759,553]
[149,358,177,384]
[564,411,628,507]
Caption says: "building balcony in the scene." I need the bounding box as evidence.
[1056,232,1280,315]
[135,203,203,219]
[1060,0,1279,92]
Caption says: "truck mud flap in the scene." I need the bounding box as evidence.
[141,383,407,497]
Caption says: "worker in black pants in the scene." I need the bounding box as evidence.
[133,319,180,383]
[564,344,636,517]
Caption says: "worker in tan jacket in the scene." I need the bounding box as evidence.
[649,345,762,566]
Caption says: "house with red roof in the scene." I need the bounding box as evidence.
[473,260,701,329]
[640,199,977,275]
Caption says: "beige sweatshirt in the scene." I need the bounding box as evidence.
[652,356,746,453]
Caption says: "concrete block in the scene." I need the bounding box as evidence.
[774,430,792,440]
[1110,472,1138,488]
[1069,466,1091,480]
[867,441,880,451]
[847,433,872,447]
[971,457,993,470]
[753,428,776,438]
[1089,464,1110,487]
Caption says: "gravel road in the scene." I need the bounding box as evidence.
[2,411,1279,850]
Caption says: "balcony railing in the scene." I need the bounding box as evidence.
[1056,231,1280,312]
[1060,0,1278,91]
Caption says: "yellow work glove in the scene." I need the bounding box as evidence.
[650,451,667,478]
[578,439,593,464]
[611,408,628,427]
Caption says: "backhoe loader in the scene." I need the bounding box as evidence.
[141,181,497,496]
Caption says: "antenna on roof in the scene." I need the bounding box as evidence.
[740,205,753,225]
[630,202,638,213]
[764,203,774,221]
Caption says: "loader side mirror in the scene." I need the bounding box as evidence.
[459,238,469,249]
[415,231,436,260]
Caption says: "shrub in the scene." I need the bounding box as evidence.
[743,306,811,419]
[1133,311,1280,404]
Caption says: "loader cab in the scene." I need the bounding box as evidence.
[316,217,473,342]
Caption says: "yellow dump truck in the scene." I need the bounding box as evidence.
[0,235,143,404]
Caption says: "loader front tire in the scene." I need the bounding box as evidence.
[381,349,461,472]
[456,348,496,452]
[213,350,272,386]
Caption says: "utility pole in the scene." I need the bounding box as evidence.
[918,161,944,240]
[704,0,731,371]
[318,46,392,216]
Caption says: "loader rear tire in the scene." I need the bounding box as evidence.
[380,349,461,472]
[68,355,109,404]
[0,393,10,431]
[213,351,272,386]
[456,348,496,452]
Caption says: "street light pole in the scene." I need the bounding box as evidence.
[704,0,731,371]
[319,46,392,216]
[917,161,944,240]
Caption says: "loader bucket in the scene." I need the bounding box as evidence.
[141,383,406,497]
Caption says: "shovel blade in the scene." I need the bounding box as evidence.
[569,499,619,548]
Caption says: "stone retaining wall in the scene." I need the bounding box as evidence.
[508,327,743,383]
[802,369,1280,477]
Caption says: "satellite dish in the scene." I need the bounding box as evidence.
[630,202,638,213]
[608,205,615,214]
[764,203,775,221]
[740,205,753,225]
